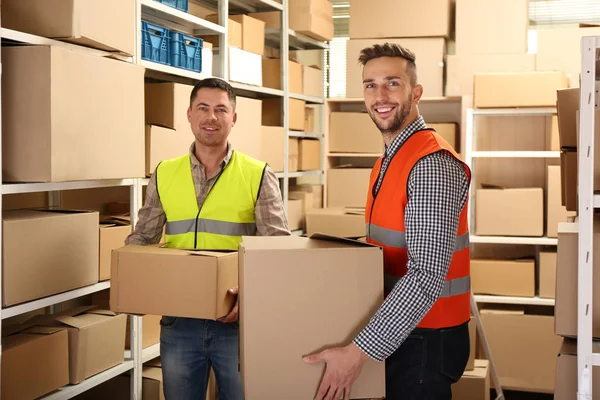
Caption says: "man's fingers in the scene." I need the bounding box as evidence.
[343,386,351,400]
[303,350,325,364]
[314,378,331,400]
[228,286,239,294]
[325,385,342,400]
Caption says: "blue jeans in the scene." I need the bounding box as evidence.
[160,317,244,400]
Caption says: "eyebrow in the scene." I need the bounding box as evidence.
[362,76,404,84]
[198,102,228,109]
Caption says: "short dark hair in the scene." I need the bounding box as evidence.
[358,43,418,86]
[190,78,236,109]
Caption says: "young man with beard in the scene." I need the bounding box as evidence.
[127,78,290,400]
[304,43,472,400]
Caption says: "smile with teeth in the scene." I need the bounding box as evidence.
[375,106,395,114]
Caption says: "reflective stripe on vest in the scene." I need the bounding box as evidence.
[366,223,470,252]
[165,218,257,237]
[384,273,471,297]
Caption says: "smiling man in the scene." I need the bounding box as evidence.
[127,78,290,400]
[304,43,472,400]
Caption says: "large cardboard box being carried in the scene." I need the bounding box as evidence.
[554,339,600,400]
[349,0,450,39]
[2,0,136,55]
[346,38,445,98]
[3,209,99,307]
[327,168,372,208]
[2,46,145,182]
[451,360,490,400]
[239,235,385,399]
[329,112,384,154]
[110,245,238,320]
[2,324,69,400]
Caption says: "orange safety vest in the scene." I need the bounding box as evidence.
[366,128,471,329]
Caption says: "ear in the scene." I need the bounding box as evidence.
[187,107,192,122]
[232,111,237,126]
[412,84,424,104]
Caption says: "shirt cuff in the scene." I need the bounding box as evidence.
[353,323,397,362]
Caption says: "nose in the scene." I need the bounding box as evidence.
[207,110,217,121]
[374,85,389,103]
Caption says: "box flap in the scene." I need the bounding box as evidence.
[186,250,237,258]
[344,207,365,216]
[23,325,66,335]
[309,233,377,248]
[88,309,118,317]
[54,315,91,329]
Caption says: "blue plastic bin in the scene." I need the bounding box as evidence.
[170,32,203,73]
[141,21,170,65]
[154,0,188,12]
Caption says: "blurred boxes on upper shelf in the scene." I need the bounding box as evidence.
[229,97,263,161]
[327,168,372,208]
[346,38,444,98]
[329,112,384,154]
[201,17,243,49]
[429,123,458,152]
[2,209,99,307]
[2,0,136,55]
[298,139,320,171]
[451,360,490,400]
[262,98,306,131]
[475,187,543,237]
[239,235,385,399]
[302,65,324,98]
[2,46,145,182]
[349,0,451,39]
[470,259,535,297]
[473,72,568,108]
[455,0,528,56]
[547,165,575,238]
[260,126,299,172]
[539,251,557,299]
[145,125,190,177]
[262,58,303,93]
[214,47,262,87]
[306,208,365,237]
[110,245,238,320]
[554,339,600,400]
[206,14,265,56]
[2,323,69,400]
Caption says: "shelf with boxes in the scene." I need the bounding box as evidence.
[265,28,329,50]
[141,0,225,35]
[1,180,138,196]
[192,0,283,13]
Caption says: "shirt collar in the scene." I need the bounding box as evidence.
[189,141,233,169]
[384,115,427,158]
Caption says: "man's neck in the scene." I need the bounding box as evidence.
[194,141,228,176]
[383,112,421,148]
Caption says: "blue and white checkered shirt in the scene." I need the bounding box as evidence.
[354,115,470,362]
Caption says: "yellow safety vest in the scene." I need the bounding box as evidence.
[156,150,266,250]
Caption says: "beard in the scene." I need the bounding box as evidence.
[368,101,411,135]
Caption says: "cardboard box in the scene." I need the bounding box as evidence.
[556,221,600,338]
[290,185,323,211]
[2,46,145,182]
[557,88,580,149]
[539,251,557,299]
[290,49,325,70]
[547,165,576,238]
[230,14,265,56]
[327,168,372,208]
[475,187,544,237]
[298,139,320,171]
[446,54,536,96]
[262,58,303,94]
[346,38,445,98]
[262,98,306,131]
[561,149,577,211]
[239,235,385,399]
[550,115,560,151]
[305,208,365,237]
[455,0,528,55]
[2,324,69,400]
[145,125,190,176]
[2,0,135,55]
[110,245,238,320]
[451,360,490,400]
[329,112,384,154]
[554,339,600,400]
[287,199,304,231]
[303,65,324,97]
[145,83,193,132]
[350,0,450,39]
[467,316,476,371]
[100,223,131,281]
[474,72,568,108]
[470,259,535,297]
[229,97,263,161]
[3,209,99,307]
[214,47,263,87]
[480,309,562,393]
[429,123,458,152]
[260,126,299,172]
[201,17,243,49]
[3,192,48,211]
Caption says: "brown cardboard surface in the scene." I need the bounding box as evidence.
[99,224,131,281]
[539,251,557,299]
[466,317,476,371]
[547,165,576,238]
[72,365,166,399]
[556,221,600,338]
[429,123,459,152]
[249,7,333,41]
[298,139,320,171]
[260,126,298,172]
[2,0,135,55]
[327,168,372,208]
[306,208,365,237]
[239,235,385,399]
[262,98,306,131]
[229,97,263,161]
[144,83,193,132]
[202,17,243,48]
[474,115,547,152]
[262,58,303,93]
[557,88,580,148]
[349,0,450,39]
[59,186,130,216]
[3,209,99,306]
[475,188,544,237]
[290,185,323,211]
[303,65,324,97]
[446,54,536,96]
[346,38,445,98]
[229,14,265,56]
[145,125,190,176]
[455,0,528,55]
[2,46,145,182]
[287,199,304,231]
[142,366,165,400]
[2,192,48,211]
[2,326,69,400]
[561,149,577,211]
[554,339,600,400]
[550,115,560,151]
[471,259,535,297]
[110,245,238,320]
[451,360,490,400]
[480,310,561,393]
[290,49,325,70]
[329,112,384,154]
[474,72,568,108]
